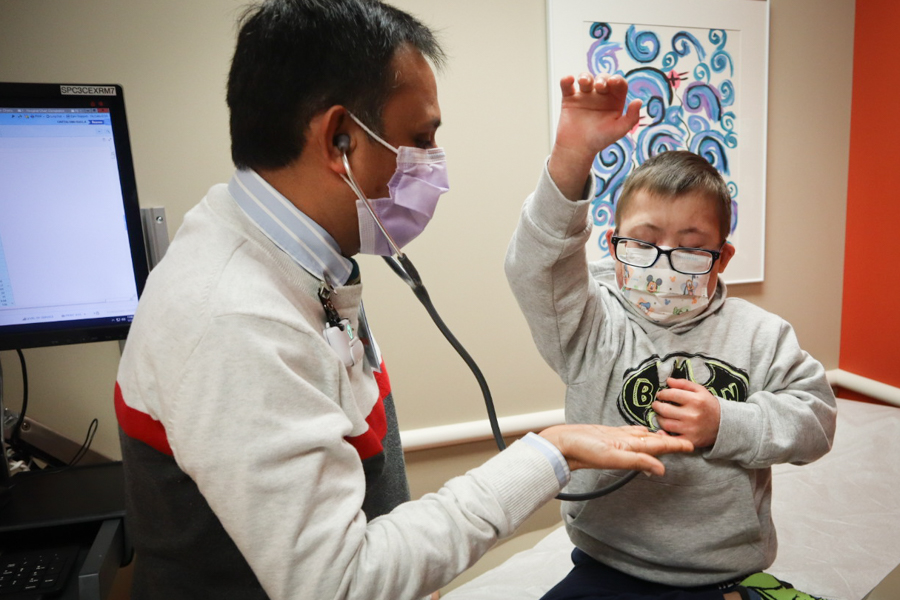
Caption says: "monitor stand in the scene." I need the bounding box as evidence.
[0,460,10,509]
[1,362,11,507]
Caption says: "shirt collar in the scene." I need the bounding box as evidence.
[228,169,354,286]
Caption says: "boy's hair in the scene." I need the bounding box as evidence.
[227,0,445,171]
[615,151,732,242]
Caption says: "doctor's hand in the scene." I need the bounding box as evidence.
[653,378,721,448]
[549,72,641,200]
[539,424,693,476]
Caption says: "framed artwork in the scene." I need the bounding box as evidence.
[547,0,769,283]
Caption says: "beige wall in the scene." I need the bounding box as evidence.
[0,0,852,570]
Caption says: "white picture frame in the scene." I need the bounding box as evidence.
[547,0,769,283]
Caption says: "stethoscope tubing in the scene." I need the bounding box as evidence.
[383,252,639,502]
[342,149,638,501]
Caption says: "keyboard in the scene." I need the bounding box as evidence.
[0,546,78,598]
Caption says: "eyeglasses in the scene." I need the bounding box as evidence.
[610,236,722,275]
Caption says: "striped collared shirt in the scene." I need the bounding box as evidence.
[228,169,354,286]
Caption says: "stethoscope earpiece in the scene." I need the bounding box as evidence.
[334,134,351,153]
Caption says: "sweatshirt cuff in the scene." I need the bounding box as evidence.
[525,159,594,240]
[704,397,763,461]
[472,439,565,534]
[521,432,571,488]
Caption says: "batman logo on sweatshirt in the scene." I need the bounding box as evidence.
[618,353,749,430]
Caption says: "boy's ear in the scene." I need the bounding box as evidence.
[717,241,736,272]
[605,228,616,253]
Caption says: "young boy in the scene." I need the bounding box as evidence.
[505,73,837,600]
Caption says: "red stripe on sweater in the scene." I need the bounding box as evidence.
[373,362,391,406]
[345,361,391,460]
[115,382,174,456]
[116,362,392,461]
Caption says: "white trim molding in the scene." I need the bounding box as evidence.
[401,369,900,452]
[400,409,564,452]
[826,368,900,408]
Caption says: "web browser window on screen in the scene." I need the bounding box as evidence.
[0,108,139,328]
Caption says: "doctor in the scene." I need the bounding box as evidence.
[114,1,692,599]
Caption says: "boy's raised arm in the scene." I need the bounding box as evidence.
[504,73,639,381]
[548,73,641,200]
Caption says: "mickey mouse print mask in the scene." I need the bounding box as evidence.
[619,264,711,325]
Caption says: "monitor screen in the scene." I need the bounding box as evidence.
[0,83,148,351]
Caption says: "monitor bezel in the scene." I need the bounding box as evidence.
[0,82,149,351]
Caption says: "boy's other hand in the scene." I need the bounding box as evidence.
[548,72,641,200]
[652,378,721,448]
[539,424,693,475]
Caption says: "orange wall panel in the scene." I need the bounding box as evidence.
[841,0,900,386]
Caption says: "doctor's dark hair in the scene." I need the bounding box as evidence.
[227,0,445,170]
[615,150,733,242]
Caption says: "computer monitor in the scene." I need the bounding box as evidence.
[0,83,149,351]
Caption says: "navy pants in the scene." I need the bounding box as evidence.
[539,549,739,600]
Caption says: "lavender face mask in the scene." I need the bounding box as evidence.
[342,113,449,256]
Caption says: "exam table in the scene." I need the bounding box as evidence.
[445,398,900,600]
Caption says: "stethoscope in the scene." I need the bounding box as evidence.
[339,142,639,501]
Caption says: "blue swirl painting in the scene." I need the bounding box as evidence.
[587,23,740,256]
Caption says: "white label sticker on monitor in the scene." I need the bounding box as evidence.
[60,85,117,96]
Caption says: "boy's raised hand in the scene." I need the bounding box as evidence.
[548,72,641,200]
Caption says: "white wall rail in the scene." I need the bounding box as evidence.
[401,369,900,452]
[400,409,564,452]
[826,369,900,408]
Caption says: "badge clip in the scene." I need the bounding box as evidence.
[318,284,364,368]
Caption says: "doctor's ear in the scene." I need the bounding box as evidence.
[317,105,353,174]
[323,130,352,177]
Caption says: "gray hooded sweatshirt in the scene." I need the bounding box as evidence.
[505,163,837,586]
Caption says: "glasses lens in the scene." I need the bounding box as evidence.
[671,249,714,274]
[616,239,657,267]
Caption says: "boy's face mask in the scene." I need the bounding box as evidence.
[619,259,711,325]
